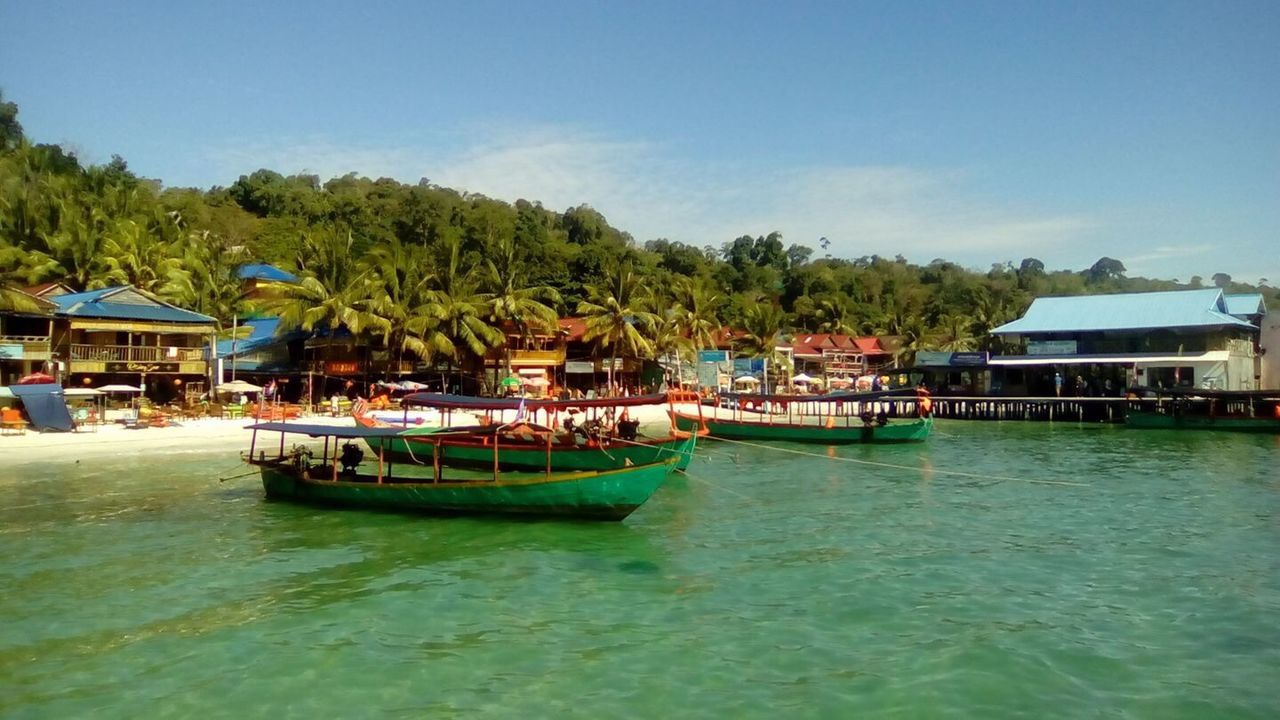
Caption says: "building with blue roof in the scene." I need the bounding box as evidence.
[215,317,309,377]
[51,286,218,400]
[238,263,299,303]
[988,288,1261,393]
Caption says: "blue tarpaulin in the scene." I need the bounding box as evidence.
[9,383,74,432]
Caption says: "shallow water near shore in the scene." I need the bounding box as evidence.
[2,422,1277,718]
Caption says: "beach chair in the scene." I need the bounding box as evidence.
[1,407,29,436]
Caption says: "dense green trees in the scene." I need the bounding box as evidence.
[1,94,1275,369]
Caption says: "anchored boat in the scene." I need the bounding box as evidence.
[243,422,678,521]
[1125,388,1280,433]
[355,392,701,472]
[673,389,933,444]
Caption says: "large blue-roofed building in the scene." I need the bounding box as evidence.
[988,288,1263,393]
[50,286,218,400]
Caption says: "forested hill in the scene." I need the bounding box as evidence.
[2,92,1275,355]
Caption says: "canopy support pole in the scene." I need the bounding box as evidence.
[493,432,500,482]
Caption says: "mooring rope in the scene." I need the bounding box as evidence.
[694,434,1090,487]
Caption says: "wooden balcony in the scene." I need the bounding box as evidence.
[69,343,207,374]
[0,336,52,362]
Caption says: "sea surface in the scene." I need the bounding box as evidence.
[1,422,1277,718]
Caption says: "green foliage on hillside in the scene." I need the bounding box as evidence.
[1,92,1274,367]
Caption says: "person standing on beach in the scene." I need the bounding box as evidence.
[1054,372,1063,397]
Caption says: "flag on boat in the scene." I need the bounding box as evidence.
[352,398,369,417]
[514,397,527,422]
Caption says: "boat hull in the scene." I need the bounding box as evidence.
[1125,409,1280,433]
[258,460,674,521]
[360,426,698,472]
[671,411,932,444]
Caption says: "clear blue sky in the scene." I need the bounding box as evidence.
[3,0,1277,284]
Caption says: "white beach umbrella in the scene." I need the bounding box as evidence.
[734,375,760,384]
[97,384,144,393]
[792,373,815,383]
[63,387,104,397]
[216,380,263,393]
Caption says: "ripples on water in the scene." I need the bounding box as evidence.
[1,423,1277,718]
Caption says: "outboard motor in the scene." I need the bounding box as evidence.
[340,442,364,474]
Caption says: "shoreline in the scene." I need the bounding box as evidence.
[0,403,703,466]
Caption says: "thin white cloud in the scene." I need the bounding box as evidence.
[203,126,1099,268]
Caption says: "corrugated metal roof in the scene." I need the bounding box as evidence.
[1223,293,1266,318]
[53,286,216,324]
[238,264,298,283]
[215,317,307,357]
[991,289,1255,335]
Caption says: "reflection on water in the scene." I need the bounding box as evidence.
[1,422,1277,718]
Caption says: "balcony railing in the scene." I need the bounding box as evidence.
[0,335,53,361]
[70,344,205,363]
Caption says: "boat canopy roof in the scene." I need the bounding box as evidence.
[401,392,674,411]
[720,388,916,403]
[247,422,408,438]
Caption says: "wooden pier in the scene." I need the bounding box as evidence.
[707,395,1136,424]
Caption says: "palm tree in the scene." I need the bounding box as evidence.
[0,242,44,312]
[577,264,658,392]
[430,237,502,385]
[649,311,695,387]
[670,277,721,353]
[360,239,454,378]
[262,227,378,366]
[934,313,978,352]
[737,303,789,392]
[161,230,249,323]
[479,237,561,377]
[814,294,858,335]
[99,217,181,295]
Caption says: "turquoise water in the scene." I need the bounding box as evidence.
[2,423,1277,718]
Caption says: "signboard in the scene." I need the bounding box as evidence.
[324,360,361,375]
[914,351,952,367]
[1027,340,1078,356]
[0,344,23,360]
[914,351,989,367]
[698,350,730,363]
[950,352,989,366]
[565,361,595,374]
[733,357,765,374]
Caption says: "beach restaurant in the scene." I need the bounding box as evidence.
[49,286,217,402]
[987,288,1263,394]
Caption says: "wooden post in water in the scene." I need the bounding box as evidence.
[432,440,441,483]
[377,443,384,484]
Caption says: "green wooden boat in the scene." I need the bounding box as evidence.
[245,422,676,521]
[672,410,932,444]
[1124,389,1280,434]
[354,416,698,472]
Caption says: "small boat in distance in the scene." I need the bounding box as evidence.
[1124,387,1280,433]
[355,392,701,472]
[672,388,934,444]
[243,422,678,521]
